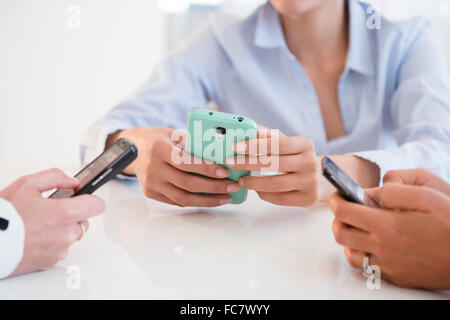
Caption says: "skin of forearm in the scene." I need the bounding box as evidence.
[317,154,380,202]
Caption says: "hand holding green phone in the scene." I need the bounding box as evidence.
[186,109,258,204]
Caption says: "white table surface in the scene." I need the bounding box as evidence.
[0,164,449,300]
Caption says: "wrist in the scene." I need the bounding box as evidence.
[316,154,381,202]
[106,128,143,175]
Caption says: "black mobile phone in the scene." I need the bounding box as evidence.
[49,138,138,199]
[321,156,381,208]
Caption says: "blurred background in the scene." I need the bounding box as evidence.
[0,0,449,168]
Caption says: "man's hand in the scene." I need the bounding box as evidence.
[0,168,105,277]
[107,127,239,207]
[329,169,450,289]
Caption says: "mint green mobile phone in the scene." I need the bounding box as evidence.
[186,109,258,204]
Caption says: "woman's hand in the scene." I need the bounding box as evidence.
[225,128,320,207]
[107,127,239,207]
[0,168,105,277]
[329,169,450,289]
[382,168,450,196]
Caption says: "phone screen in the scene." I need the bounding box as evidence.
[322,156,381,208]
[49,140,135,199]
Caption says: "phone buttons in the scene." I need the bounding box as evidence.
[91,176,103,187]
[92,168,113,187]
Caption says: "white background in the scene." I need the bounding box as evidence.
[0,0,449,170]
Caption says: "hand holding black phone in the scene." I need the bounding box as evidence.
[321,156,381,208]
[49,138,138,199]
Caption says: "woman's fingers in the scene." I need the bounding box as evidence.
[233,135,314,156]
[364,187,382,203]
[329,192,389,234]
[170,129,189,149]
[226,153,318,172]
[160,138,230,178]
[343,247,379,270]
[239,173,315,193]
[164,163,240,194]
[343,248,383,271]
[343,247,389,282]
[257,190,318,207]
[344,247,364,269]
[379,183,450,212]
[226,154,295,171]
[139,136,237,207]
[383,169,450,196]
[227,135,316,172]
[256,125,286,138]
[332,219,379,254]
[161,182,232,207]
[141,189,178,206]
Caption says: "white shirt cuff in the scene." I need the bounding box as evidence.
[0,198,25,279]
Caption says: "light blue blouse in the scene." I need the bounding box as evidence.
[81,0,450,181]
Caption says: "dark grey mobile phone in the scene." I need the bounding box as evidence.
[49,138,138,199]
[321,156,381,208]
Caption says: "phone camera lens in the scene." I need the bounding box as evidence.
[208,112,214,116]
[216,127,227,135]
[237,117,244,122]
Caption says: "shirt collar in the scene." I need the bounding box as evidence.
[345,0,376,77]
[254,0,376,77]
[253,2,286,48]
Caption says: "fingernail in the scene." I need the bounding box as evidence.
[234,142,247,153]
[220,198,232,205]
[216,168,229,178]
[227,184,241,193]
